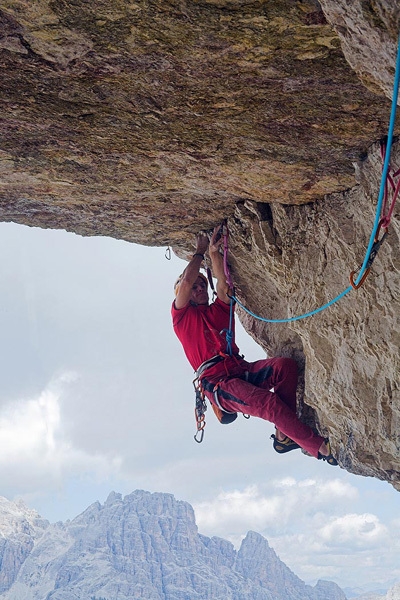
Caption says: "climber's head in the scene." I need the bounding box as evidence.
[174,273,209,305]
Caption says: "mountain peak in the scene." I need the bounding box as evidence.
[104,491,122,505]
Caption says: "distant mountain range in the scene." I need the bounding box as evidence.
[0,490,380,600]
[345,584,400,600]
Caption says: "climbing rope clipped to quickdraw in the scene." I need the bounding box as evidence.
[347,36,400,292]
[349,221,389,289]
[229,33,400,324]
[349,135,399,289]
[220,220,235,355]
[379,136,400,229]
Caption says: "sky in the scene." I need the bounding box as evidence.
[0,221,399,594]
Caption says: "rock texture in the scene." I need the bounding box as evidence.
[0,1,399,485]
[0,497,48,594]
[318,0,400,98]
[234,141,400,484]
[0,491,347,600]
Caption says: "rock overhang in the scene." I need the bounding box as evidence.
[0,0,399,486]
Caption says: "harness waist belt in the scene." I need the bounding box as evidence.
[195,355,225,379]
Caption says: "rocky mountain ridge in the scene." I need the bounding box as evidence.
[0,1,399,485]
[347,583,400,600]
[0,490,347,600]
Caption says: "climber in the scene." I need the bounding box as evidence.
[171,225,338,466]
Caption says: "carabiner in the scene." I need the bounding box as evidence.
[349,267,371,289]
[194,409,206,443]
[194,429,205,443]
[350,224,388,289]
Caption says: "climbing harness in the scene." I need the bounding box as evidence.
[192,354,228,442]
[229,33,400,323]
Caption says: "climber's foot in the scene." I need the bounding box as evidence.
[318,439,338,466]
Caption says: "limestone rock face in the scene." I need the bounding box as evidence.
[318,0,400,98]
[0,0,393,240]
[0,1,399,486]
[233,141,400,485]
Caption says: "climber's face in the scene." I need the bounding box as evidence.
[191,276,209,305]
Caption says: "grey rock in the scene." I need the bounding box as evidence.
[0,497,49,594]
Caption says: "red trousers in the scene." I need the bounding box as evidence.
[202,356,324,458]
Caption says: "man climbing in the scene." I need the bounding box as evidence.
[171,225,338,466]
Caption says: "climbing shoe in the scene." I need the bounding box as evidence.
[271,434,300,454]
[318,439,338,466]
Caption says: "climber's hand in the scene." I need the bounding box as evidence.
[195,231,209,255]
[209,224,224,254]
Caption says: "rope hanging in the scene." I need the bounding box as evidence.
[227,33,400,324]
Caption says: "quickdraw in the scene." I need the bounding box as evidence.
[219,220,235,355]
[221,220,234,289]
[206,265,216,298]
[380,136,400,229]
[193,379,207,443]
[349,222,388,289]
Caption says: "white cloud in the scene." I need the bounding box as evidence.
[318,513,389,547]
[265,525,396,589]
[192,480,400,587]
[271,476,358,504]
[0,373,122,493]
[193,478,359,541]
[194,485,281,536]
[270,511,400,588]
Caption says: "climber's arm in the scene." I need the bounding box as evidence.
[209,225,231,304]
[174,233,209,309]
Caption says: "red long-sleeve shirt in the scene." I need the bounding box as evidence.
[171,298,240,371]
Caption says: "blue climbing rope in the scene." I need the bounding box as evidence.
[226,296,235,354]
[358,35,400,281]
[232,286,353,324]
[231,33,400,324]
